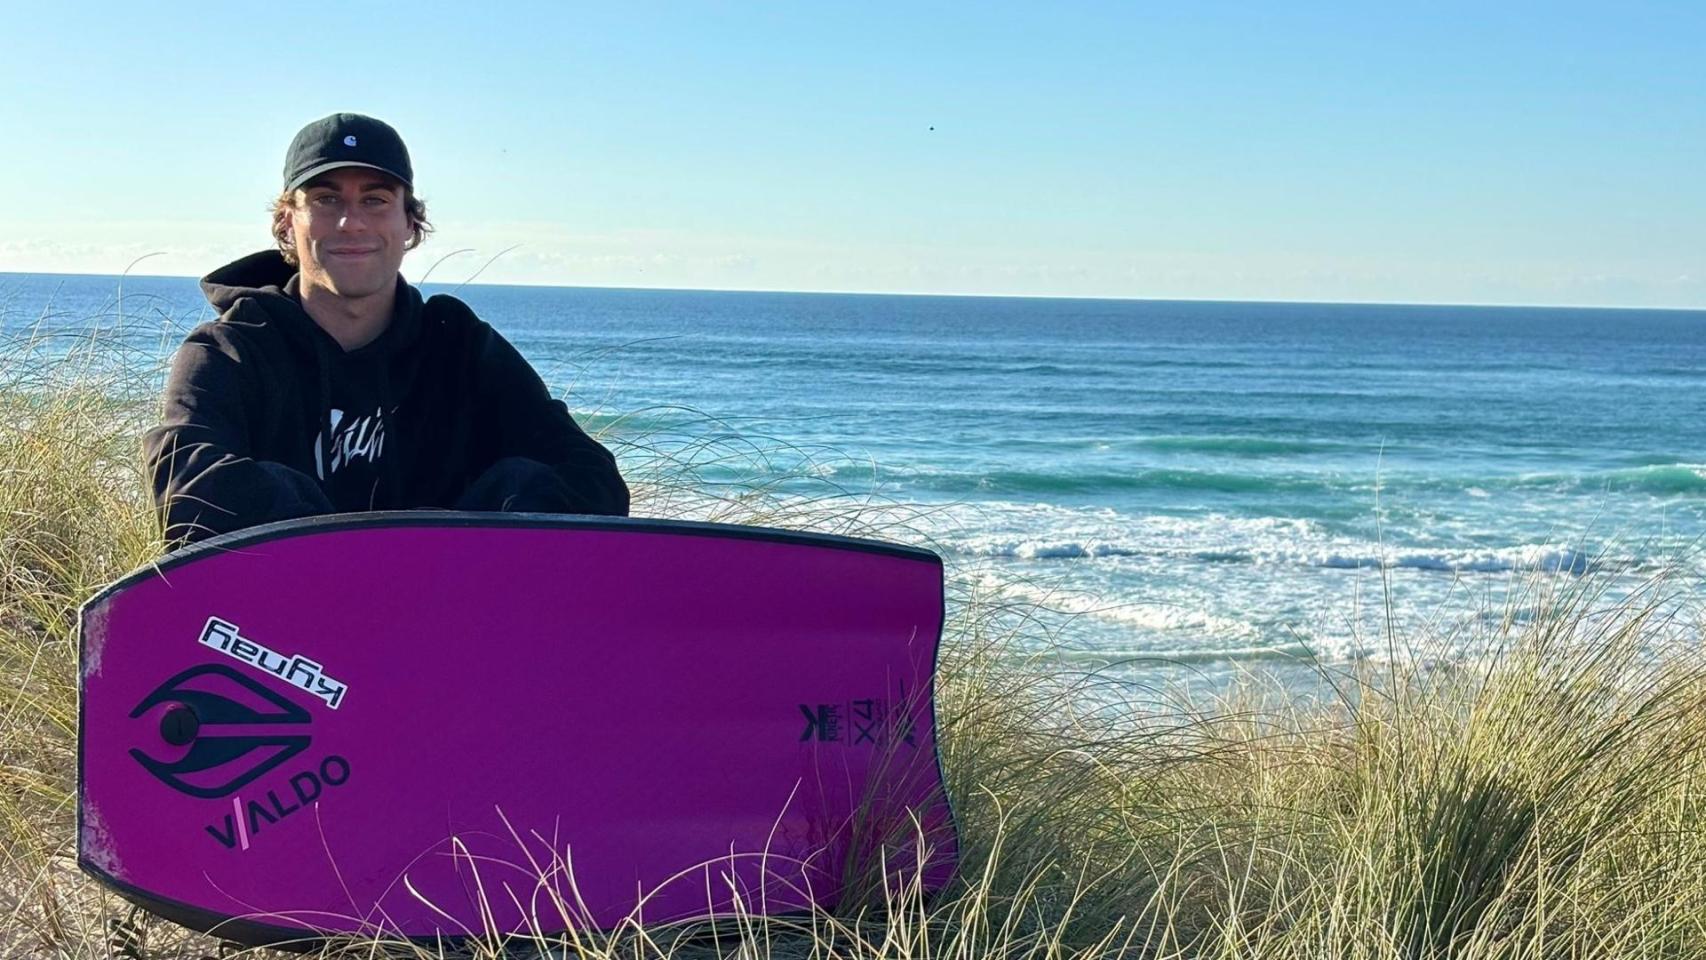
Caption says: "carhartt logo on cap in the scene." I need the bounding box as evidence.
[343,135,358,147]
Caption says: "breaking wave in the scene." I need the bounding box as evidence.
[957,536,1608,575]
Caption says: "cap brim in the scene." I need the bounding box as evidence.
[286,161,412,192]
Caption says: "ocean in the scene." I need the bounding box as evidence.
[6,271,1705,688]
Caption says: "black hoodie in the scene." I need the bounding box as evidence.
[143,251,629,543]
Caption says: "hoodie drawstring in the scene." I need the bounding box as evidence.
[376,359,397,509]
[313,337,334,487]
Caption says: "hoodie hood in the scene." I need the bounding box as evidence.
[201,250,299,312]
[200,249,427,355]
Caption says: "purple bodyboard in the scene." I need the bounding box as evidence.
[78,513,957,947]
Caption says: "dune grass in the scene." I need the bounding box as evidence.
[4,321,1706,959]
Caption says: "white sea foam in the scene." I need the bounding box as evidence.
[940,503,1605,576]
[966,571,1261,639]
[1039,643,1320,666]
[963,539,1144,560]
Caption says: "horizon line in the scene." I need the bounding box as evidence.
[2,267,1703,314]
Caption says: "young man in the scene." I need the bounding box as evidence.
[144,113,628,545]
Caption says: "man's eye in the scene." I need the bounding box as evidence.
[363,196,389,206]
[312,195,340,206]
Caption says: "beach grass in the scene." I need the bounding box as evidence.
[5,324,1706,959]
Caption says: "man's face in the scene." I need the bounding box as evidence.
[287,168,410,299]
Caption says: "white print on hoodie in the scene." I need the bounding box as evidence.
[314,407,386,481]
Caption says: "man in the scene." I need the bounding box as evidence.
[144,113,628,545]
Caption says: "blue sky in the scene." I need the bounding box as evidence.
[1,2,1701,306]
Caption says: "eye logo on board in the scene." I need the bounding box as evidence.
[128,664,313,799]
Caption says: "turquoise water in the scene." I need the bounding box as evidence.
[6,272,1705,680]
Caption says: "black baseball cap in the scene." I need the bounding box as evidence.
[282,113,414,192]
